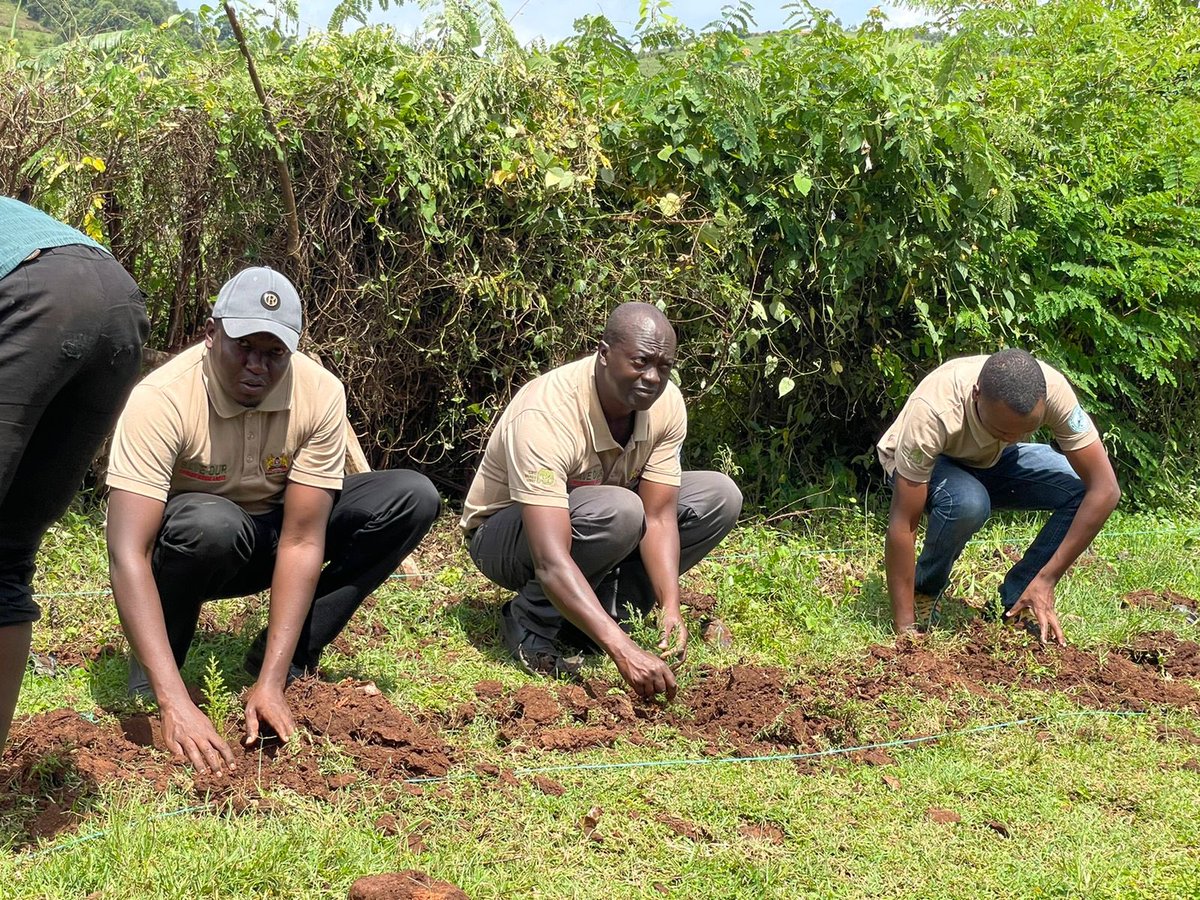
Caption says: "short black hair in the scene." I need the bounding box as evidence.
[601,302,673,348]
[978,348,1047,415]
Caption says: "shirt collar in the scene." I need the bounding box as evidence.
[201,346,294,418]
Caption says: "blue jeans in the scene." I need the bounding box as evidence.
[910,443,1086,611]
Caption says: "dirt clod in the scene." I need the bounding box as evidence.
[513,686,561,725]
[348,871,469,900]
[927,808,961,825]
[700,618,734,650]
[531,776,565,796]
[655,813,708,841]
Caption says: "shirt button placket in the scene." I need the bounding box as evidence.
[245,411,258,470]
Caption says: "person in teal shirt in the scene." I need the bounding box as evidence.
[0,197,148,755]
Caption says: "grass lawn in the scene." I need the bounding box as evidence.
[2,502,1198,898]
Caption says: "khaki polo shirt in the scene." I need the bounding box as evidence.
[461,356,687,532]
[877,356,1099,483]
[108,342,347,514]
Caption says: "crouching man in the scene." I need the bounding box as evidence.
[106,267,439,774]
[462,302,742,700]
[879,349,1120,644]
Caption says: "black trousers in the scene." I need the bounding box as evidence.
[0,245,147,627]
[150,470,440,671]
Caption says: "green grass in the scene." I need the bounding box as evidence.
[4,503,1200,897]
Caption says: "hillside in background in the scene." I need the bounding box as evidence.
[2,0,179,51]
[1,0,57,53]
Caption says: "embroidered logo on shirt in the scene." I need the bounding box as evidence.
[529,468,556,487]
[179,460,228,483]
[263,454,291,477]
[905,446,927,467]
[1067,404,1091,434]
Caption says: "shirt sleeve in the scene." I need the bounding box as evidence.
[288,380,347,491]
[891,401,948,484]
[504,410,578,508]
[1043,369,1100,452]
[641,387,686,486]
[105,384,183,502]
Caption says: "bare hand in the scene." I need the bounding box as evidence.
[244,683,297,746]
[1006,576,1066,646]
[614,646,678,701]
[160,699,236,775]
[658,608,688,663]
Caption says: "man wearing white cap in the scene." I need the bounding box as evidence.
[106,266,439,775]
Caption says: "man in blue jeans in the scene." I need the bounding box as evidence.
[878,349,1120,644]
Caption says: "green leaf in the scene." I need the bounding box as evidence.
[778,376,796,398]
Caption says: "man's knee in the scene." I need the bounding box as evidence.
[682,470,743,532]
[356,469,442,531]
[930,480,991,533]
[569,486,645,552]
[157,496,255,564]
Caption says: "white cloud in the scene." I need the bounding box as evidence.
[877,3,935,29]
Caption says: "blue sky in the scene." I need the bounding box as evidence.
[200,1,931,44]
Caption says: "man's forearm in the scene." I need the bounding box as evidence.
[110,556,191,707]
[639,516,681,612]
[535,559,639,658]
[1034,486,1121,585]
[258,540,324,687]
[884,527,918,630]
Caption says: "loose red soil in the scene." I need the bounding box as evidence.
[1,679,450,844]
[6,624,1198,847]
[475,624,1200,760]
[348,871,470,900]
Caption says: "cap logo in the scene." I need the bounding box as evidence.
[261,290,281,311]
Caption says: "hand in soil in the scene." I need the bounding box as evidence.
[244,683,296,746]
[1006,576,1066,645]
[658,609,688,663]
[614,645,677,701]
[160,698,236,775]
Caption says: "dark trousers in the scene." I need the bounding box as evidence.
[468,471,742,645]
[0,246,147,626]
[149,470,440,671]
[910,443,1087,610]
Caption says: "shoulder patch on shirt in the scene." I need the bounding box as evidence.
[1066,404,1092,434]
[905,446,927,468]
[529,468,556,487]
